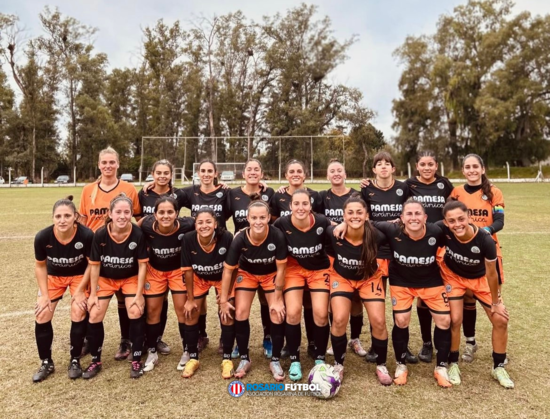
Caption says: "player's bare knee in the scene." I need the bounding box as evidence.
[394,315,410,329]
[70,306,86,322]
[36,310,53,324]
[434,316,451,330]
[127,307,141,319]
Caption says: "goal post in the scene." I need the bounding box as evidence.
[192,162,247,184]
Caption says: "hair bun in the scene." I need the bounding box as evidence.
[249,192,262,202]
[65,195,74,202]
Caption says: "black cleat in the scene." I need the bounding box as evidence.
[406,347,419,364]
[82,361,102,379]
[418,343,433,363]
[115,339,131,361]
[365,346,378,363]
[33,360,55,383]
[68,359,83,380]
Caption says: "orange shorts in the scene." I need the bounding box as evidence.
[330,269,385,303]
[144,265,184,297]
[96,276,138,299]
[192,274,235,300]
[235,270,277,293]
[43,275,87,303]
[284,264,330,293]
[389,285,450,315]
[377,259,389,278]
[436,247,445,263]
[440,261,493,308]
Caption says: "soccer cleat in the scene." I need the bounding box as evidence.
[67,359,82,380]
[144,350,159,372]
[270,361,285,382]
[263,338,273,359]
[348,338,367,357]
[130,361,144,379]
[82,361,102,379]
[326,346,334,356]
[197,336,209,352]
[181,359,200,378]
[333,364,344,382]
[448,363,461,385]
[289,361,302,381]
[81,338,90,357]
[280,345,290,359]
[114,339,131,361]
[418,343,433,363]
[434,366,452,388]
[365,346,378,363]
[33,360,55,383]
[406,347,419,364]
[492,367,514,389]
[156,340,171,355]
[307,344,316,360]
[177,351,190,371]
[376,365,393,386]
[393,364,408,386]
[221,359,234,379]
[234,359,252,378]
[231,345,240,359]
[462,342,478,363]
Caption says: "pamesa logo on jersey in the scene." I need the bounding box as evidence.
[262,195,269,201]
[75,242,83,249]
[396,189,403,196]
[129,242,137,250]
[228,380,246,398]
[216,192,223,198]
[268,243,276,251]
[332,281,339,289]
[316,227,324,235]
[428,237,437,246]
[219,247,227,255]
[437,182,444,190]
[178,234,184,241]
[471,246,480,254]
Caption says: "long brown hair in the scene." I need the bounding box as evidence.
[462,154,493,203]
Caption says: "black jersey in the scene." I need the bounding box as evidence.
[318,188,357,224]
[138,189,180,216]
[225,226,287,275]
[361,180,409,259]
[273,213,331,271]
[90,224,149,280]
[180,230,233,281]
[34,224,94,276]
[176,185,231,229]
[374,222,444,288]
[270,187,322,218]
[228,186,275,232]
[436,222,497,279]
[405,177,453,222]
[326,225,384,281]
[140,215,195,271]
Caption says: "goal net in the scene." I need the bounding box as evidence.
[191,162,247,184]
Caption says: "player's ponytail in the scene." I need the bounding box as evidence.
[248,192,270,214]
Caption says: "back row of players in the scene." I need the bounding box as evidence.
[32,147,513,389]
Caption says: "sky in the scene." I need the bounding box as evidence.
[3,0,550,140]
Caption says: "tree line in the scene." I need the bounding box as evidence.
[0,0,548,181]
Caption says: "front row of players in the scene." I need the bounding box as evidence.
[33,190,513,389]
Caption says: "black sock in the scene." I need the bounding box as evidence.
[69,320,87,360]
[303,307,315,347]
[199,314,207,338]
[271,321,284,361]
[417,304,433,345]
[145,322,162,352]
[88,322,104,363]
[260,304,271,339]
[392,325,409,364]
[221,324,236,360]
[185,324,200,360]
[492,351,507,369]
[235,319,251,361]
[129,317,145,362]
[434,326,451,367]
[35,321,53,361]
[314,323,330,361]
[178,322,186,351]
[118,304,130,340]
[372,336,388,365]
[350,314,363,340]
[159,298,169,339]
[463,302,477,343]
[331,333,347,365]
[449,350,459,364]
[285,322,301,362]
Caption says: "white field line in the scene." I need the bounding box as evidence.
[0,235,34,240]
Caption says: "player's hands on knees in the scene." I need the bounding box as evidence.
[270,298,286,323]
[219,301,235,323]
[87,294,100,312]
[184,299,198,319]
[360,178,371,188]
[35,295,52,316]
[491,302,509,320]
[71,290,88,312]
[130,294,145,315]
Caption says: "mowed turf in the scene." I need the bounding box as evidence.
[0,182,549,419]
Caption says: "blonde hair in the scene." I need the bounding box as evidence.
[92,146,120,205]
[98,146,119,163]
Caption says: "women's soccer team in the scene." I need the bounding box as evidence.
[31,147,514,390]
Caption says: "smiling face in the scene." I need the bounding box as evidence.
[244,160,263,186]
[98,152,119,179]
[290,192,311,221]
[327,162,346,186]
[153,164,172,188]
[462,156,485,185]
[199,162,217,186]
[285,163,306,188]
[109,200,132,230]
[154,201,177,229]
[343,202,368,231]
[401,202,427,234]
[416,156,438,182]
[53,205,77,234]
[195,211,217,239]
[372,159,395,180]
[443,207,470,239]
[247,205,269,234]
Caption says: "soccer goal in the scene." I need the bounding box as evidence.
[191,162,247,184]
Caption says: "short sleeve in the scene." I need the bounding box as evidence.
[274,229,288,261]
[90,230,103,263]
[482,231,498,261]
[176,187,191,211]
[34,230,47,262]
[83,228,94,258]
[225,233,243,267]
[127,187,141,217]
[491,187,505,208]
[181,234,193,269]
[136,231,149,261]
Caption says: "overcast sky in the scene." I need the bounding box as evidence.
[3,0,550,140]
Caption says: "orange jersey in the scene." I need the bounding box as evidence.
[79,180,141,232]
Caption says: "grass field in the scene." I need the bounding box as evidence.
[1,183,549,419]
